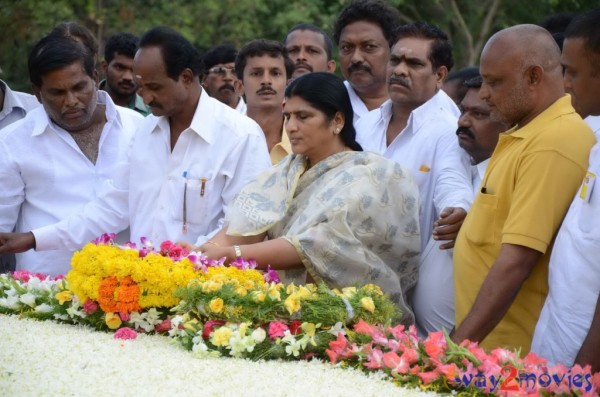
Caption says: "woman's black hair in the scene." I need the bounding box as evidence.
[285,72,363,151]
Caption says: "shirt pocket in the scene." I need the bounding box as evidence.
[465,192,498,246]
[170,176,211,225]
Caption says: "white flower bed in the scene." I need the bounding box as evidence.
[0,315,440,397]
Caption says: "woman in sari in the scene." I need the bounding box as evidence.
[200,72,420,324]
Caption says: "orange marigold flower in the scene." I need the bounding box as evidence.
[97,275,141,314]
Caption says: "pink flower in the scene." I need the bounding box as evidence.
[353,319,378,337]
[418,370,440,385]
[11,270,49,282]
[400,348,420,366]
[263,265,280,284]
[364,347,384,369]
[268,321,289,339]
[83,299,98,315]
[92,233,116,245]
[155,318,172,333]
[118,311,130,322]
[423,331,447,362]
[382,351,410,374]
[326,333,350,364]
[522,351,548,367]
[114,327,138,340]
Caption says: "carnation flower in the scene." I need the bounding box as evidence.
[114,327,138,340]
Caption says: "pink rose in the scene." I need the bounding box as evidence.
[118,311,130,322]
[114,327,138,340]
[154,318,172,333]
[83,299,99,315]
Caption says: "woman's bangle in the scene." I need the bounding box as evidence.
[233,245,242,258]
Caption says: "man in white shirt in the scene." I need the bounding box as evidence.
[201,44,246,114]
[0,80,39,130]
[284,23,336,79]
[332,0,400,126]
[129,26,271,245]
[356,22,473,334]
[0,80,40,272]
[531,8,600,372]
[0,35,142,276]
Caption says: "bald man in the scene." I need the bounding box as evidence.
[452,24,596,354]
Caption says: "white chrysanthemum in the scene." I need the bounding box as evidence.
[34,303,53,313]
[19,293,37,307]
[0,315,439,397]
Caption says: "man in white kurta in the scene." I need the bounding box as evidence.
[129,27,271,246]
[356,24,472,335]
[531,11,600,371]
[0,36,141,277]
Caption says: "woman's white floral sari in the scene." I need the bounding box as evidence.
[226,151,420,324]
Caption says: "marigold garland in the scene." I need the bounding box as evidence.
[97,275,142,313]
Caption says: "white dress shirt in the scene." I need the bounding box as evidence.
[235,96,247,114]
[0,80,40,130]
[356,89,473,250]
[0,91,141,276]
[471,158,490,197]
[356,89,472,337]
[128,91,271,246]
[531,130,600,366]
[344,80,382,128]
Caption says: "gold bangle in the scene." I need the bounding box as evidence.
[233,245,242,258]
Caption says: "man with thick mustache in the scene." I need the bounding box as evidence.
[236,39,294,164]
[455,75,506,195]
[284,23,336,79]
[100,32,150,116]
[202,44,246,113]
[356,22,472,334]
[0,34,142,276]
[332,0,401,127]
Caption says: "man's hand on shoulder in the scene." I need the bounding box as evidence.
[0,232,36,253]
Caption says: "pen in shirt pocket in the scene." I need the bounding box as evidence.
[182,171,188,234]
[200,177,208,197]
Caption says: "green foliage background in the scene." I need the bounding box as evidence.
[0,0,597,92]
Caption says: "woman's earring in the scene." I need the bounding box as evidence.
[335,127,341,134]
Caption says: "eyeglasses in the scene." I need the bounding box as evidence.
[207,66,236,76]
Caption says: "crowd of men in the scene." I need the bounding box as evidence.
[0,0,598,373]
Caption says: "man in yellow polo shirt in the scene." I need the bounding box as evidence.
[452,24,596,354]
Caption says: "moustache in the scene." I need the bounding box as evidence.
[347,63,371,74]
[294,62,313,72]
[218,83,235,92]
[456,126,475,139]
[257,87,276,95]
[388,75,410,88]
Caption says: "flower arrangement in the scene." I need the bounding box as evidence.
[1,234,599,397]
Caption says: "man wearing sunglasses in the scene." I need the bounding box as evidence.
[202,44,246,113]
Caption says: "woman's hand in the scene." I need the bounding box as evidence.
[199,241,233,261]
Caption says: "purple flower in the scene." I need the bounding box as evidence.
[264,265,281,284]
[92,233,116,245]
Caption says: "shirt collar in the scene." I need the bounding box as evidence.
[31,90,118,137]
[151,89,216,144]
[0,80,29,117]
[508,95,575,139]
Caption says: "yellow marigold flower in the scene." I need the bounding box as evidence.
[360,296,375,313]
[342,287,357,299]
[209,298,224,313]
[362,284,383,296]
[211,327,233,347]
[284,294,301,315]
[105,312,122,329]
[55,290,73,305]
[234,286,248,297]
[202,280,223,293]
[252,291,266,303]
[242,280,256,290]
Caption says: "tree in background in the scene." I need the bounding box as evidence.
[1,0,597,92]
